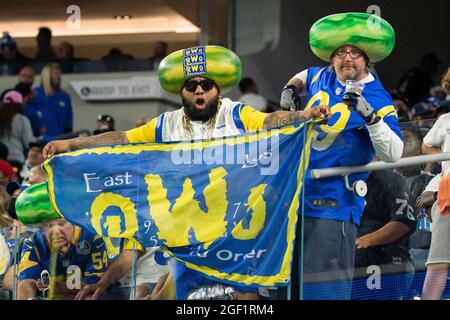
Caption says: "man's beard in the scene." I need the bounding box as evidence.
[337,61,365,81]
[182,95,220,122]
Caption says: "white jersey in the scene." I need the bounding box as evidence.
[159,98,247,141]
[126,98,267,143]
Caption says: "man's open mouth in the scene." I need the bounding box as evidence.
[195,98,206,108]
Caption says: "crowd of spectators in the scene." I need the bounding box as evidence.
[1,27,450,300]
[0,29,169,75]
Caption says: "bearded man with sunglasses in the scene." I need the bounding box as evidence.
[279,13,404,300]
[42,45,329,300]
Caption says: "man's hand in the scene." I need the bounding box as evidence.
[353,96,376,123]
[263,105,331,129]
[416,191,436,209]
[280,85,301,111]
[74,282,108,300]
[303,105,331,121]
[355,235,372,249]
[43,140,70,159]
[36,279,48,293]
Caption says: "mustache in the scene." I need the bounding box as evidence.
[340,63,355,68]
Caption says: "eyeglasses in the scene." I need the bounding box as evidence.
[184,79,215,92]
[334,49,363,59]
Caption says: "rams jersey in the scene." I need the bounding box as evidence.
[301,66,402,224]
[126,98,267,143]
[18,229,108,289]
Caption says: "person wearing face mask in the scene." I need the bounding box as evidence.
[1,66,46,137]
[33,63,73,136]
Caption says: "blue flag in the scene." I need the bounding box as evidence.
[43,122,313,287]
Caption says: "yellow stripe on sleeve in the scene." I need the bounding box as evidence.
[125,118,157,143]
[376,105,398,119]
[239,105,268,132]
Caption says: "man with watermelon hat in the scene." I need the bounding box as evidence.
[41,45,330,299]
[280,12,404,299]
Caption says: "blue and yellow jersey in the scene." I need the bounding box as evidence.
[17,229,108,286]
[125,98,267,143]
[302,66,402,224]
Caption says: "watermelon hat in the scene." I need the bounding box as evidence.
[15,182,61,225]
[309,12,395,63]
[158,45,242,95]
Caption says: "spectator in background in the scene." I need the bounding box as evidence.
[0,159,13,187]
[17,65,35,87]
[0,91,36,164]
[0,187,13,229]
[17,220,108,300]
[34,63,73,136]
[1,66,46,137]
[27,165,46,185]
[74,242,145,300]
[93,114,115,135]
[56,42,87,74]
[1,65,36,98]
[390,90,411,122]
[20,142,45,184]
[433,100,450,119]
[397,53,442,106]
[420,71,450,299]
[34,27,56,63]
[148,41,168,70]
[101,48,134,61]
[409,102,436,122]
[443,67,450,93]
[15,82,46,137]
[0,32,30,75]
[353,169,417,300]
[394,127,434,275]
[238,77,268,112]
[428,86,448,106]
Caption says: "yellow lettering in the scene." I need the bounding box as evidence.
[190,48,199,53]
[305,90,352,151]
[231,184,268,240]
[90,193,138,239]
[190,65,199,72]
[304,90,329,110]
[190,55,198,63]
[146,167,228,249]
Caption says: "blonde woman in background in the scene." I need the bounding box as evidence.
[33,63,73,137]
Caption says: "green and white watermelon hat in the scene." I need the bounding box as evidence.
[158,45,242,94]
[309,12,395,62]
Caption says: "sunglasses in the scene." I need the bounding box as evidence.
[184,79,215,92]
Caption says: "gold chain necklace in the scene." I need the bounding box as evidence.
[182,98,222,139]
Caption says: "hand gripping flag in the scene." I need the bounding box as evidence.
[21,122,314,287]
